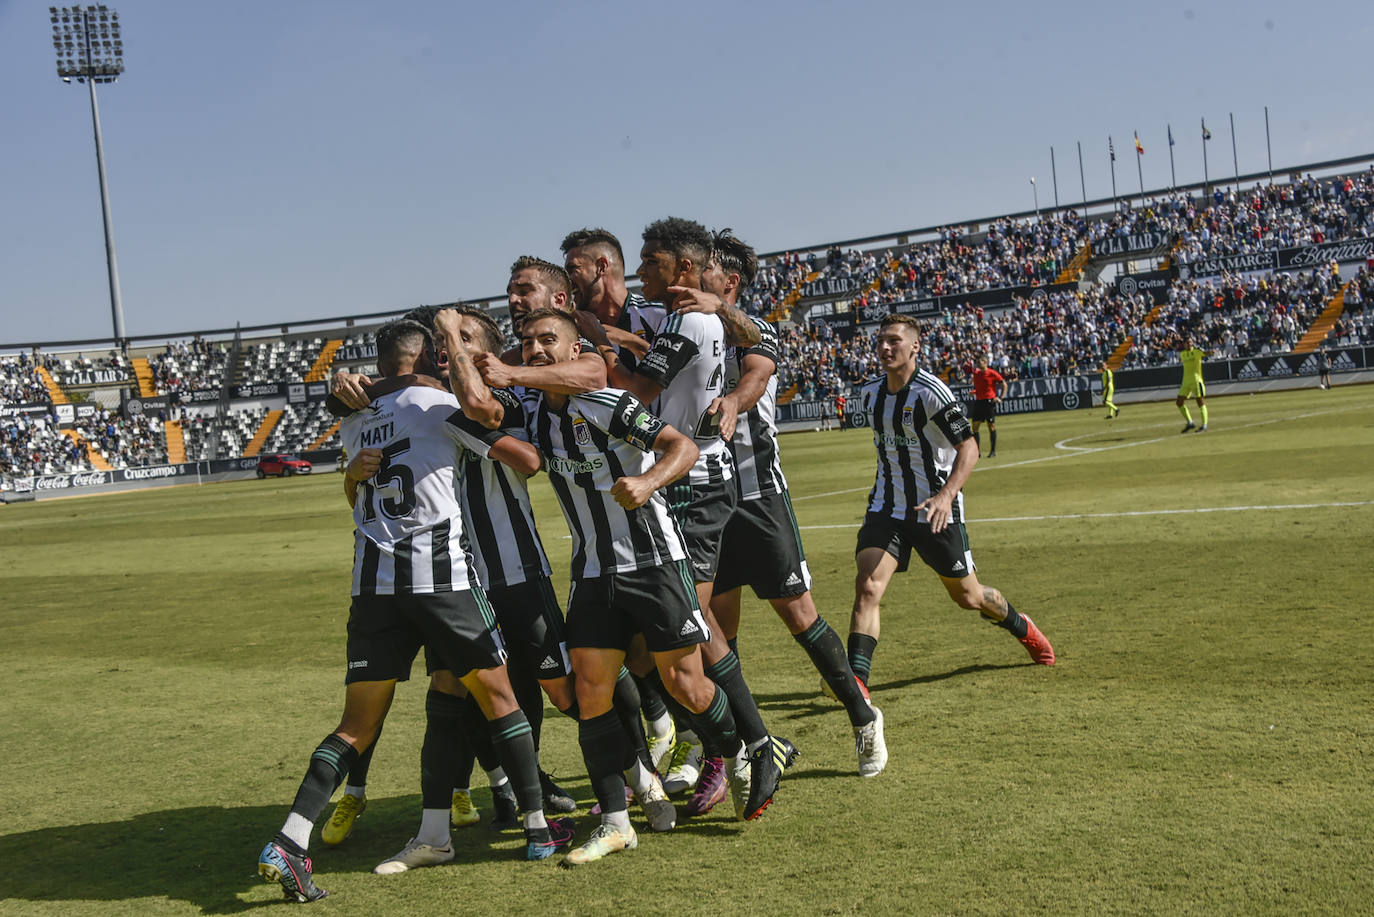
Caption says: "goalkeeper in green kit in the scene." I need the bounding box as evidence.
[1175,336,1207,433]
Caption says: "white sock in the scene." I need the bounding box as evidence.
[343,785,365,798]
[486,767,508,788]
[624,759,655,797]
[522,809,548,831]
[416,808,450,847]
[601,808,632,833]
[280,813,313,851]
[647,711,673,742]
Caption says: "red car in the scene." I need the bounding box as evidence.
[256,453,312,478]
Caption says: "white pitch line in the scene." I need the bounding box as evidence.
[798,500,1374,530]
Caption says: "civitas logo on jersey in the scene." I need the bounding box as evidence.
[547,455,605,475]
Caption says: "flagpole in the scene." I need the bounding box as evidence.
[1230,112,1240,191]
[1264,106,1273,185]
[1168,124,1177,190]
[1109,136,1118,211]
[1077,141,1087,212]
[1202,118,1210,197]
[1050,147,1060,211]
[1135,131,1145,206]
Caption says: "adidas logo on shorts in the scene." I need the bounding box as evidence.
[539,655,559,672]
[679,618,700,637]
[784,572,803,587]
[950,561,966,573]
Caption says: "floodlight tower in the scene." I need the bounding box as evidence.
[50,5,127,348]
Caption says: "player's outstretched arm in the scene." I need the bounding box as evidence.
[433,309,503,429]
[476,349,606,395]
[487,435,541,477]
[668,286,762,348]
[610,424,699,510]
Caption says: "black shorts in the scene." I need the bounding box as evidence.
[970,399,997,422]
[346,588,506,684]
[667,475,739,583]
[486,575,570,680]
[564,560,710,654]
[855,512,975,579]
[714,491,813,599]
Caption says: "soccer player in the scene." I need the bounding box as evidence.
[560,228,666,372]
[1100,360,1120,420]
[969,354,1006,456]
[517,308,753,865]
[701,229,887,778]
[1318,346,1333,390]
[844,314,1055,696]
[1176,335,1208,433]
[256,320,571,903]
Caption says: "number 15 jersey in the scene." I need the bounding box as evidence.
[341,384,490,596]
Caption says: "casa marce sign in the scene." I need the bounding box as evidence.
[1177,236,1374,280]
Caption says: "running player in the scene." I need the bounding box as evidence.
[969,354,1006,456]
[702,229,886,778]
[1100,360,1120,420]
[1176,335,1208,432]
[517,308,754,865]
[844,314,1055,695]
[256,320,572,904]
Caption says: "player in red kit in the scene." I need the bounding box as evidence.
[969,355,1006,457]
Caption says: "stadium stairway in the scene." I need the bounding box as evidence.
[309,420,340,451]
[305,339,343,382]
[164,420,186,464]
[1292,282,1352,354]
[1105,298,1170,371]
[242,410,283,458]
[776,381,799,405]
[1056,243,1092,283]
[62,429,113,471]
[131,357,158,397]
[37,367,70,404]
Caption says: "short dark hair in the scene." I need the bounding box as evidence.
[710,228,758,291]
[451,306,505,354]
[642,217,712,268]
[510,255,573,299]
[519,307,578,340]
[376,318,432,374]
[878,314,922,334]
[402,305,441,328]
[560,228,624,265]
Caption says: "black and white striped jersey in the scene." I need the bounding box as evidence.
[453,387,552,590]
[527,387,688,578]
[861,370,974,523]
[612,291,666,374]
[723,316,787,501]
[342,385,488,596]
[636,309,734,487]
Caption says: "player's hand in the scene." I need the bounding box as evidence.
[668,286,724,315]
[610,475,655,510]
[915,490,955,533]
[432,307,462,337]
[332,371,374,411]
[474,351,515,388]
[346,448,383,483]
[708,394,740,442]
[572,309,612,347]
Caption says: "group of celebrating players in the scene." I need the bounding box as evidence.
[255,218,1056,903]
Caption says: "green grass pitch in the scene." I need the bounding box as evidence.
[2,385,1372,915]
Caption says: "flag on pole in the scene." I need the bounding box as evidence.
[1168,124,1175,146]
[1202,118,1212,141]
[1109,137,1116,161]
[1134,132,1145,155]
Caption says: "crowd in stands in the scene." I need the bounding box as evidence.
[0,411,89,478]
[1,354,49,403]
[151,336,230,396]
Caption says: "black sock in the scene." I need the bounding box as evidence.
[578,710,629,814]
[508,658,545,752]
[989,599,1028,638]
[632,671,669,723]
[990,428,998,452]
[612,667,654,772]
[456,694,499,772]
[795,617,875,727]
[640,667,697,735]
[848,632,878,687]
[726,636,739,657]
[422,690,465,809]
[973,430,982,452]
[704,650,768,748]
[687,683,740,759]
[288,733,359,825]
[488,711,541,815]
[346,723,381,788]
[559,699,580,721]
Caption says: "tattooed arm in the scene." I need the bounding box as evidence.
[434,309,504,429]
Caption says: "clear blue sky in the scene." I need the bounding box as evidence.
[3,0,1371,347]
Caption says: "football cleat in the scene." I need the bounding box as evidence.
[1197,424,1208,432]
[1018,615,1056,666]
[1181,421,1196,434]
[526,817,576,860]
[777,736,801,771]
[645,721,677,772]
[561,823,638,868]
[662,741,702,796]
[540,771,577,814]
[855,706,888,778]
[451,789,480,828]
[320,793,365,846]
[685,755,728,816]
[258,840,327,903]
[741,737,788,821]
[489,783,520,831]
[373,837,454,875]
[638,775,677,831]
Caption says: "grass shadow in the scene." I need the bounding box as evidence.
[756,662,1027,715]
